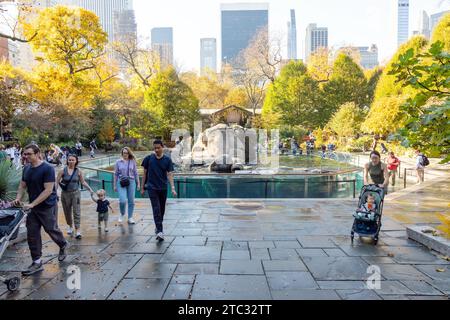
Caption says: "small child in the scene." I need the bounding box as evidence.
[354,193,378,220]
[91,189,113,232]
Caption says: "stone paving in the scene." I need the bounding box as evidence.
[1,174,449,300]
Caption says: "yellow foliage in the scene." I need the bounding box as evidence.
[431,12,450,51]
[374,36,428,101]
[437,213,450,239]
[224,88,249,108]
[21,5,107,75]
[29,64,99,109]
[361,96,407,135]
[307,47,333,84]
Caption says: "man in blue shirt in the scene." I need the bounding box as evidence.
[141,140,177,241]
[13,144,68,276]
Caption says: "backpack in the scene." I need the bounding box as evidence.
[420,155,430,167]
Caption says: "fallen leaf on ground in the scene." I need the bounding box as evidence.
[436,268,445,272]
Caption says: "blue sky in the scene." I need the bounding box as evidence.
[134,0,450,72]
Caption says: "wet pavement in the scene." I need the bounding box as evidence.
[1,177,449,300]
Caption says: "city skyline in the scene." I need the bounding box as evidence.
[221,3,268,66]
[134,0,449,72]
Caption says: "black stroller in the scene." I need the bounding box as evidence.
[0,208,28,292]
[351,185,385,245]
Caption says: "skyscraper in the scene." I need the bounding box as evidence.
[287,9,297,60]
[413,10,431,39]
[151,27,174,67]
[62,0,133,41]
[430,10,450,33]
[113,9,137,42]
[305,23,328,62]
[200,38,217,74]
[358,45,379,69]
[221,3,269,66]
[397,0,409,46]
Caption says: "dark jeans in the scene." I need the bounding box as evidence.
[148,189,168,233]
[26,205,66,261]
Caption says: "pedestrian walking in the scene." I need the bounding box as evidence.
[114,147,140,224]
[56,154,94,239]
[386,152,400,186]
[141,140,177,241]
[13,144,68,276]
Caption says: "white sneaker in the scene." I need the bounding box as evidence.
[128,218,136,224]
[156,232,164,241]
[67,227,73,235]
[118,215,123,223]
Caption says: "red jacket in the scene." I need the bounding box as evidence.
[387,156,400,170]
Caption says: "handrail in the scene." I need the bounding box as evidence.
[403,167,419,188]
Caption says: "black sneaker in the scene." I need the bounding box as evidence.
[58,242,69,262]
[22,261,44,276]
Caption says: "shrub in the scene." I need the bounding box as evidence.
[0,161,21,201]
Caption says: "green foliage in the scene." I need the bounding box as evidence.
[279,125,308,141]
[141,68,200,140]
[322,54,369,115]
[389,40,450,162]
[365,67,383,105]
[346,136,373,152]
[0,161,21,201]
[327,102,365,141]
[262,61,326,129]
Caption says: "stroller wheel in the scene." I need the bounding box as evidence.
[6,277,20,292]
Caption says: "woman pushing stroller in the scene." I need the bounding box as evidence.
[363,150,389,193]
[350,151,390,245]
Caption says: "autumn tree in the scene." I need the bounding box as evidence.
[224,87,250,108]
[361,96,406,135]
[0,61,31,132]
[22,5,108,75]
[180,71,229,109]
[141,68,200,140]
[233,27,283,114]
[389,40,449,160]
[307,47,333,83]
[98,118,116,147]
[373,36,428,101]
[327,102,365,143]
[322,53,369,118]
[112,36,160,88]
[0,0,36,43]
[262,61,325,129]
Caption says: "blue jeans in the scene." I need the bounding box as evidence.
[117,180,136,219]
